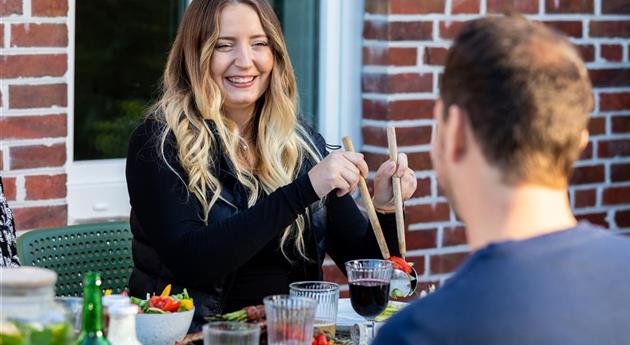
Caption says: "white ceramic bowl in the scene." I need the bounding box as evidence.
[135,309,194,345]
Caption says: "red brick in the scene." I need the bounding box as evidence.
[412,177,431,198]
[579,141,593,159]
[439,21,464,40]
[322,263,346,285]
[407,202,450,224]
[2,177,16,201]
[8,84,67,109]
[601,44,623,62]
[32,0,68,16]
[430,252,469,274]
[576,44,595,62]
[542,21,583,38]
[598,139,630,158]
[588,69,630,88]
[364,21,433,41]
[616,209,630,227]
[406,228,437,249]
[570,165,605,185]
[407,151,433,171]
[363,73,433,93]
[25,174,66,200]
[612,116,630,134]
[365,0,389,14]
[11,24,68,47]
[576,212,608,227]
[12,205,67,231]
[574,189,596,208]
[9,144,66,169]
[611,163,630,182]
[424,47,448,66]
[0,25,4,47]
[363,99,435,121]
[452,0,480,13]
[362,126,432,147]
[600,92,630,111]
[364,152,389,173]
[0,0,21,16]
[587,117,605,136]
[363,47,417,66]
[589,21,630,38]
[390,0,445,14]
[0,114,67,140]
[603,186,630,205]
[0,150,3,170]
[545,0,593,13]
[406,255,426,275]
[487,0,538,13]
[443,226,467,247]
[602,0,630,14]
[0,55,67,78]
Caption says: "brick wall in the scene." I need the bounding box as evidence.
[0,0,70,230]
[323,0,630,293]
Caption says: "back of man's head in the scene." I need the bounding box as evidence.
[441,15,593,188]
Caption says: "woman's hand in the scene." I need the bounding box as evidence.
[372,153,417,212]
[308,151,369,198]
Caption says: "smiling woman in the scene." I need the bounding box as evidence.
[125,0,416,332]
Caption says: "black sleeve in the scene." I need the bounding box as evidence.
[308,132,400,274]
[126,122,320,286]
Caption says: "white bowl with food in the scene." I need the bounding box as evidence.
[135,308,194,345]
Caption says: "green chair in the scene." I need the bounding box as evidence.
[16,221,134,297]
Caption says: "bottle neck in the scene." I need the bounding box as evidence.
[81,285,105,334]
[107,314,140,344]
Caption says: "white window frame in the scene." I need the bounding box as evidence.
[66,0,364,224]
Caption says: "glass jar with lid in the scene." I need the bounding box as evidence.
[0,267,72,345]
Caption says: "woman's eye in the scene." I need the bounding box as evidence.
[253,41,269,47]
[216,43,232,50]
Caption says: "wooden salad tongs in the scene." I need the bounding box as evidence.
[342,128,418,298]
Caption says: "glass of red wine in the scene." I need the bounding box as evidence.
[345,259,393,340]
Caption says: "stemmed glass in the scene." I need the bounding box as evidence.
[345,259,393,340]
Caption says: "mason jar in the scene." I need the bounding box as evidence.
[0,267,73,345]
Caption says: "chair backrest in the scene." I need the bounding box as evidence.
[16,221,133,297]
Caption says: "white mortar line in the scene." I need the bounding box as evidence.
[9,199,67,208]
[0,48,68,55]
[405,196,450,206]
[364,13,630,22]
[362,65,443,73]
[539,0,545,15]
[595,0,602,16]
[0,17,66,24]
[406,245,468,257]
[23,0,31,17]
[1,150,9,172]
[0,109,67,117]
[1,77,67,85]
[1,138,67,146]
[15,175,25,201]
[1,167,65,177]
[362,119,436,127]
[445,0,452,16]
[4,24,10,49]
[363,144,431,153]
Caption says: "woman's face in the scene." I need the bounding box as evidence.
[211,3,274,115]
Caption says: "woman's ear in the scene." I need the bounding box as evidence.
[579,129,590,150]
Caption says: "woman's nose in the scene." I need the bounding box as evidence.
[234,45,254,69]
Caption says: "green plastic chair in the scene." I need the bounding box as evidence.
[16,221,134,297]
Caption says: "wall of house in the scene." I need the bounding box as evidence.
[322,0,630,291]
[2,0,629,296]
[1,0,70,230]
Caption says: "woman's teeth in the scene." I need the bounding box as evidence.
[227,76,255,83]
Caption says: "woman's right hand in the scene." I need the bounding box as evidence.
[308,151,369,198]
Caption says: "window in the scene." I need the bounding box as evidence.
[68,0,360,223]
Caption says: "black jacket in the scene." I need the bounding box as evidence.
[125,117,399,330]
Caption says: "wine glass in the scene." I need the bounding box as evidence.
[345,259,393,340]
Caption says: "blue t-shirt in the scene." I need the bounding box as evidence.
[373,223,630,345]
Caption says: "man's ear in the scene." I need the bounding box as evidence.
[579,129,589,150]
[445,104,468,163]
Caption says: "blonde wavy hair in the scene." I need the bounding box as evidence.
[150,0,322,261]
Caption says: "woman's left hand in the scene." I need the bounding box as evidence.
[372,153,417,212]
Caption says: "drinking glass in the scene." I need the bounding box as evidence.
[263,295,317,345]
[289,281,339,336]
[203,321,260,345]
[344,259,393,339]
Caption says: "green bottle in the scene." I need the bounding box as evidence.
[75,272,111,345]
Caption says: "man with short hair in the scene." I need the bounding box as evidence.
[372,15,630,345]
